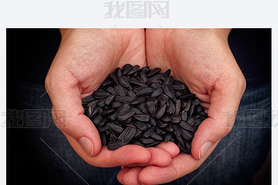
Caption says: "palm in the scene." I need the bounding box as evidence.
[58,29,146,98]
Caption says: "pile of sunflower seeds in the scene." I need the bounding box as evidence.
[82,64,207,154]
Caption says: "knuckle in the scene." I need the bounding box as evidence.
[51,109,68,129]
[239,75,247,92]
[222,126,232,136]
[44,74,51,92]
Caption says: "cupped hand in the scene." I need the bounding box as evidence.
[118,29,246,184]
[45,28,169,167]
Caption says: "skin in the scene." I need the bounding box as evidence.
[46,28,246,184]
[117,29,246,184]
[45,29,179,168]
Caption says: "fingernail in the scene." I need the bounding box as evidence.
[79,137,94,156]
[199,142,213,159]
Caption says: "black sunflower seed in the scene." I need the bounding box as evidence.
[151,82,162,89]
[175,135,185,146]
[193,118,204,127]
[108,122,124,134]
[147,68,161,77]
[155,104,167,119]
[192,98,200,106]
[166,100,175,114]
[100,132,107,145]
[155,127,166,135]
[171,115,181,123]
[136,87,153,96]
[195,105,205,113]
[90,108,99,119]
[164,133,172,142]
[172,84,186,90]
[115,67,122,77]
[163,85,174,99]
[110,73,119,84]
[127,90,136,98]
[118,76,131,88]
[138,103,148,114]
[161,69,171,79]
[139,71,148,83]
[131,97,146,105]
[107,140,122,150]
[133,114,150,122]
[180,94,195,100]
[117,96,134,103]
[116,110,135,121]
[127,65,140,75]
[92,114,103,126]
[117,103,130,113]
[134,121,148,131]
[173,124,181,136]
[140,138,156,145]
[184,99,191,112]
[151,88,163,97]
[85,105,93,117]
[175,99,181,115]
[82,95,95,104]
[105,94,116,105]
[114,84,126,96]
[181,110,188,121]
[181,128,193,140]
[179,121,194,131]
[143,126,155,138]
[145,141,161,147]
[149,117,157,126]
[161,116,171,122]
[122,64,133,75]
[111,101,121,108]
[99,117,107,127]
[145,101,155,117]
[93,90,110,99]
[131,140,144,147]
[163,76,174,86]
[164,124,174,132]
[134,129,143,138]
[102,109,115,116]
[106,86,116,94]
[108,112,117,121]
[187,116,196,126]
[157,120,168,128]
[129,77,148,87]
[101,78,113,86]
[98,124,109,132]
[120,126,137,145]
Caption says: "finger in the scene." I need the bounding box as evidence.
[117,167,131,184]
[191,78,246,160]
[155,141,180,158]
[122,167,143,185]
[65,134,152,167]
[138,143,218,185]
[125,147,172,167]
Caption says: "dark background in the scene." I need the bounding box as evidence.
[6,29,271,185]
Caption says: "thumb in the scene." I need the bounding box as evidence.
[191,78,246,160]
[45,67,102,157]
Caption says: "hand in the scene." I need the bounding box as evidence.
[45,28,166,167]
[118,29,246,184]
